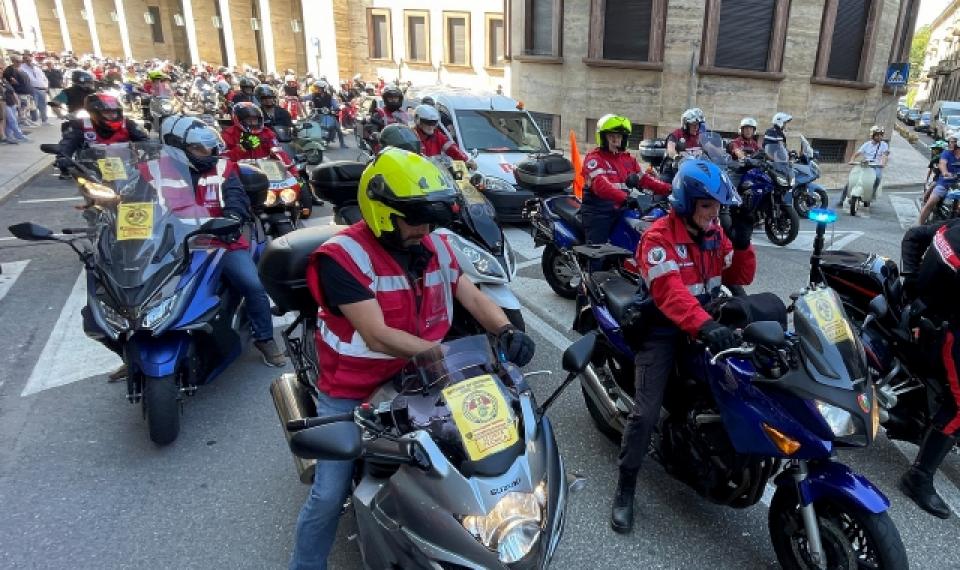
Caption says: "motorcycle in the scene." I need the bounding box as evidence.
[281,95,303,121]
[9,142,265,445]
[925,180,960,223]
[339,98,358,130]
[263,248,594,568]
[239,155,307,237]
[571,210,908,568]
[735,142,801,246]
[845,161,882,217]
[791,135,829,218]
[289,118,327,167]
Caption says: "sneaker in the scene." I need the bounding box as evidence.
[254,339,287,367]
[2,138,18,145]
[16,136,31,143]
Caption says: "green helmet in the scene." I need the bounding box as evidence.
[932,139,948,150]
[595,114,632,150]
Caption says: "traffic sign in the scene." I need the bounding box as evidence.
[885,63,909,86]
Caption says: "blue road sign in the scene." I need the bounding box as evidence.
[886,63,909,86]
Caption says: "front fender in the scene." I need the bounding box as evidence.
[775,461,890,514]
[553,222,580,249]
[126,332,191,378]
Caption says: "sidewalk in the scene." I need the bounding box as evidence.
[0,123,62,204]
[817,131,928,191]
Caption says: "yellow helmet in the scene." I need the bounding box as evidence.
[595,114,632,150]
[358,148,459,237]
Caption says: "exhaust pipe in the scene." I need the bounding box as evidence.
[580,363,622,426]
[270,372,318,484]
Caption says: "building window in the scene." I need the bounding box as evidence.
[522,0,562,57]
[585,0,667,66]
[530,111,560,139]
[405,10,430,64]
[486,14,505,68]
[367,8,392,61]
[813,0,882,85]
[700,0,790,74]
[148,6,164,43]
[444,12,470,67]
[810,138,848,163]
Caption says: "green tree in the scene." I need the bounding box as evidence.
[910,25,931,82]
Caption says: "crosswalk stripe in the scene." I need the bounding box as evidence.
[0,260,30,305]
[889,195,920,230]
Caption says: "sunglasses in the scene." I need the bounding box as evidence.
[419,119,438,127]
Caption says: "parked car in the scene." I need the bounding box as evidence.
[917,111,932,132]
[897,104,909,121]
[905,109,921,126]
[931,100,960,138]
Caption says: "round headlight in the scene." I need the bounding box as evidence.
[280,188,298,204]
[497,519,541,563]
[264,191,278,207]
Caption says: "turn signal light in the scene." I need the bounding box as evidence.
[762,423,801,455]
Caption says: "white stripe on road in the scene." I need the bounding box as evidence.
[752,230,864,252]
[0,260,30,304]
[22,271,121,396]
[889,195,920,230]
[18,196,82,204]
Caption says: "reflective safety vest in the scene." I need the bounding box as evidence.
[306,223,461,400]
[80,117,131,144]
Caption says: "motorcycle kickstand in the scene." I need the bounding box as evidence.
[793,461,827,570]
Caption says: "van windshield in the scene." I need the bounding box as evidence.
[456,110,548,153]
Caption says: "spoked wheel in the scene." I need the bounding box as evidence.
[794,188,823,218]
[541,243,580,299]
[763,205,800,246]
[768,486,908,570]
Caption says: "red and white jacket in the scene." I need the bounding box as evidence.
[306,223,462,400]
[415,127,469,162]
[80,117,131,144]
[636,211,756,336]
[582,147,671,207]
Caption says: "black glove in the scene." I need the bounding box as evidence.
[698,320,737,354]
[625,173,641,190]
[221,213,244,243]
[496,325,535,367]
[728,209,755,250]
[55,156,72,170]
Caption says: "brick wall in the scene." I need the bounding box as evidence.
[191,0,226,66]
[269,0,307,74]
[91,0,124,58]
[35,0,66,53]
[62,0,95,55]
[229,0,261,69]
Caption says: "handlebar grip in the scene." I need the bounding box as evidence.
[61,228,90,235]
[286,412,354,432]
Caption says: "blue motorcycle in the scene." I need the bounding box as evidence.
[791,134,829,218]
[735,141,801,246]
[10,143,265,445]
[569,212,907,568]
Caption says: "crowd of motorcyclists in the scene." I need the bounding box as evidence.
[7,47,960,569]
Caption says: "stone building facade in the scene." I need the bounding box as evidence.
[915,0,960,109]
[508,0,919,162]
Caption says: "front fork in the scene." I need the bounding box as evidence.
[791,461,826,570]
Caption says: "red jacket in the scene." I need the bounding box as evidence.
[636,211,756,336]
[415,127,468,161]
[306,223,462,400]
[222,125,280,161]
[80,117,130,144]
[582,147,671,207]
[728,136,760,158]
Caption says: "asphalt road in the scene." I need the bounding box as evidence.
[0,143,958,570]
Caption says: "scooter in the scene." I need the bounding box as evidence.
[844,160,881,217]
[261,228,593,566]
[9,142,266,446]
[791,134,829,218]
[570,209,908,569]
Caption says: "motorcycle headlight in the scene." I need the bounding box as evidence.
[461,482,547,564]
[482,176,517,193]
[279,188,298,204]
[264,191,279,207]
[96,296,129,333]
[141,291,180,330]
[815,400,860,438]
[775,173,791,186]
[449,235,508,281]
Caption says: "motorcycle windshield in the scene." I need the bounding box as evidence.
[794,288,868,389]
[427,157,502,251]
[399,336,521,466]
[699,132,732,168]
[91,143,213,306]
[764,142,794,186]
[799,134,815,161]
[273,126,293,142]
[76,143,150,191]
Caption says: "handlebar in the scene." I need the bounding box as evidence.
[286,412,354,432]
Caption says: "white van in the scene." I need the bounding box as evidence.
[408,87,554,222]
[931,100,960,139]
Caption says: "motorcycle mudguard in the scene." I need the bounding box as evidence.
[807,182,825,194]
[552,222,580,249]
[774,460,890,514]
[477,283,521,310]
[126,332,191,378]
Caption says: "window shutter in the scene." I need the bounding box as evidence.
[715,0,776,71]
[530,0,554,55]
[448,18,467,64]
[409,16,426,61]
[603,0,652,61]
[827,0,870,81]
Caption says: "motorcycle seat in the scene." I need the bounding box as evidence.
[549,195,584,233]
[593,271,640,325]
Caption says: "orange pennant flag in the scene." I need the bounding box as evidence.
[569,130,584,199]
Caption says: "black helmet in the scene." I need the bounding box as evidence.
[232,101,264,134]
[71,70,95,92]
[382,86,403,112]
[238,77,257,94]
[254,84,277,104]
[379,124,422,154]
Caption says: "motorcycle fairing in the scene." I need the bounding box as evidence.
[773,460,890,514]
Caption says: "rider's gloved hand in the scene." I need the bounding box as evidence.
[221,213,244,243]
[698,320,737,354]
[625,173,641,189]
[496,325,535,367]
[240,134,261,151]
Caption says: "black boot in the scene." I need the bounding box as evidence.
[610,469,638,533]
[899,428,956,519]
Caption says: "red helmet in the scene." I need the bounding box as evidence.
[84,93,124,132]
[232,102,264,134]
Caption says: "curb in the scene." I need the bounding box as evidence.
[0,156,55,205]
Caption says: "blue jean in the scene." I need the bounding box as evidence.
[289,391,362,570]
[220,248,274,341]
[3,103,25,139]
[33,88,47,122]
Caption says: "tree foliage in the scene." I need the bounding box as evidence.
[911,25,931,82]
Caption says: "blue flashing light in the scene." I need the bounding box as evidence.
[808,208,837,224]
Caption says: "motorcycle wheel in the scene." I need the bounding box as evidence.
[581,386,621,444]
[503,308,525,331]
[763,205,800,246]
[144,374,180,446]
[794,188,828,218]
[768,486,908,570]
[542,243,580,299]
[849,196,859,217]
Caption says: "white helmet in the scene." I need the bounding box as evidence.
[414,104,441,125]
[869,125,885,135]
[772,112,792,129]
[160,115,224,153]
[739,117,757,129]
[284,74,295,83]
[681,107,705,127]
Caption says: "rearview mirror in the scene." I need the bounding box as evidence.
[289,421,362,460]
[39,143,61,155]
[743,321,787,347]
[562,332,597,373]
[869,295,889,319]
[8,222,56,241]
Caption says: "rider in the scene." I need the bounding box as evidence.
[665,108,705,159]
[728,117,760,160]
[221,102,283,161]
[229,77,258,106]
[897,218,960,519]
[307,81,346,148]
[927,140,948,189]
[918,134,960,225]
[581,114,672,252]
[371,85,406,128]
[763,112,792,147]
[291,148,536,569]
[256,84,292,130]
[837,125,889,208]
[51,70,95,115]
[158,115,286,367]
[412,104,476,169]
[55,93,150,180]
[611,159,756,534]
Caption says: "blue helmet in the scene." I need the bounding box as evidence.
[668,159,740,216]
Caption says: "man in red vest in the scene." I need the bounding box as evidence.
[290,148,535,569]
[55,93,149,179]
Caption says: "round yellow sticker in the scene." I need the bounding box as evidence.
[117,202,154,240]
[442,375,519,461]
